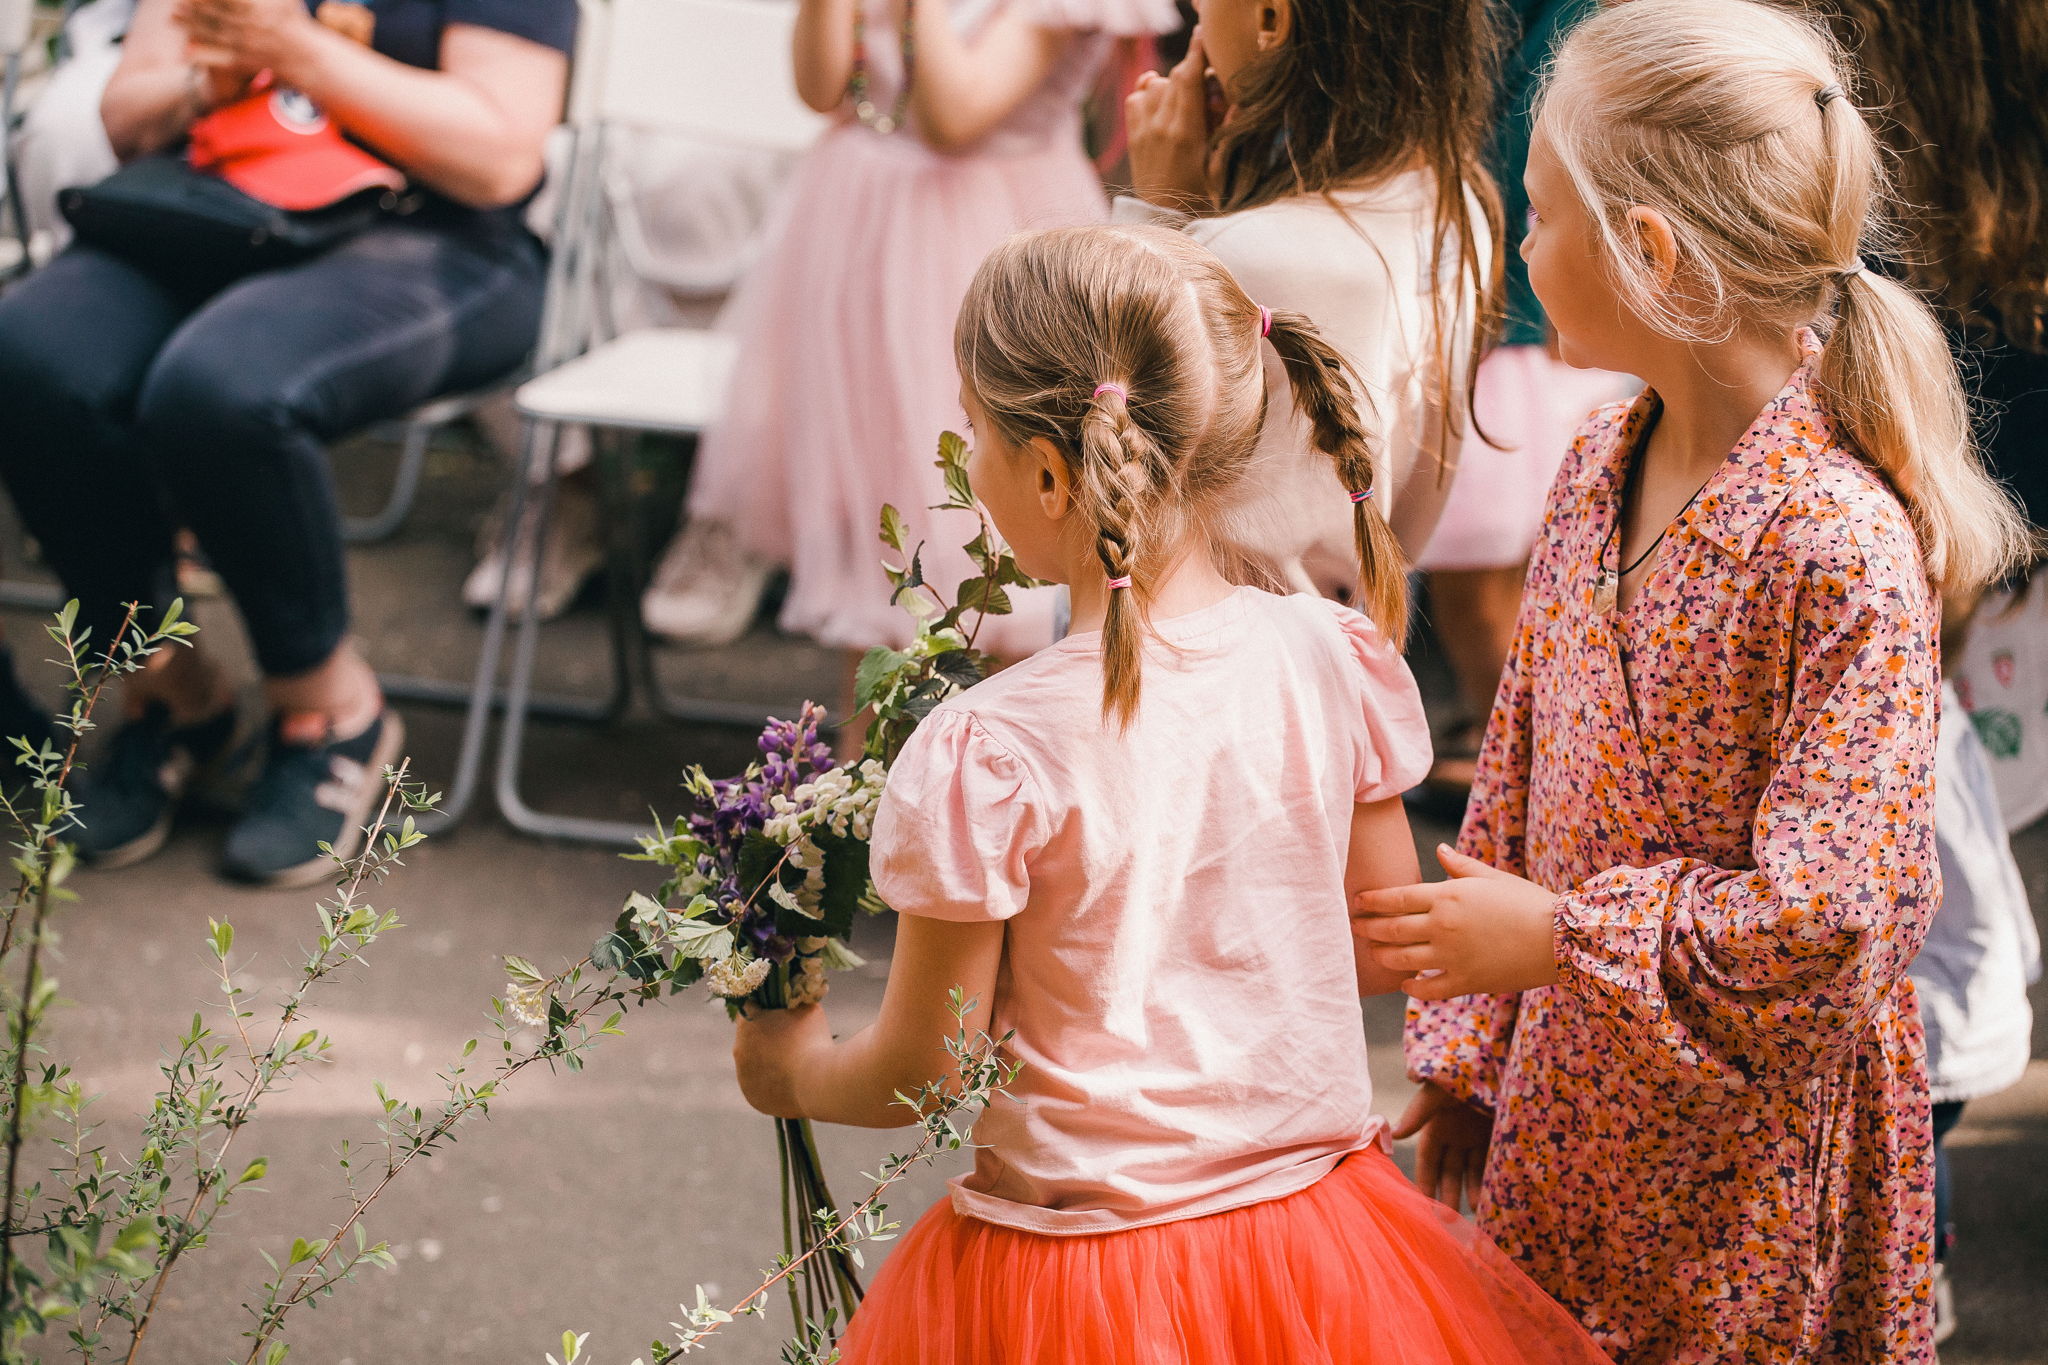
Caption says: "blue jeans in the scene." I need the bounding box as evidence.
[0,210,544,676]
[1933,1099,1963,1261]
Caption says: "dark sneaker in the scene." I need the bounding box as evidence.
[68,705,238,868]
[221,710,404,887]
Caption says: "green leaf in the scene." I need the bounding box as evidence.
[236,1158,267,1187]
[929,650,983,692]
[854,647,912,710]
[734,831,785,905]
[503,956,545,986]
[879,503,909,553]
[809,832,872,938]
[955,578,1012,617]
[668,921,733,962]
[935,431,974,508]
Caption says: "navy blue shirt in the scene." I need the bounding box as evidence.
[348,0,578,67]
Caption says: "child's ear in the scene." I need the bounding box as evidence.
[1256,0,1292,52]
[1624,206,1681,292]
[1030,437,1074,520]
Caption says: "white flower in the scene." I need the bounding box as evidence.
[704,953,774,999]
[787,956,829,1008]
[505,982,550,1027]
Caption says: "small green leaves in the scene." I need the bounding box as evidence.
[210,919,235,961]
[935,431,974,509]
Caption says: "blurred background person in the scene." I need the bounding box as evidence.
[636,0,1180,655]
[1120,0,1502,599]
[0,0,572,886]
[1411,0,1631,811]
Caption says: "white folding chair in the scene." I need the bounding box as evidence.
[436,0,823,844]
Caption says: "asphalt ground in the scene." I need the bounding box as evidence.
[2,431,2040,1365]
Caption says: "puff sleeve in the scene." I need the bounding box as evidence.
[1012,0,1182,35]
[1321,601,1432,803]
[870,708,1050,922]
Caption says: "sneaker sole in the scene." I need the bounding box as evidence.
[224,713,408,890]
[77,809,177,871]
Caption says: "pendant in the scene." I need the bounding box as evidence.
[1594,569,1618,615]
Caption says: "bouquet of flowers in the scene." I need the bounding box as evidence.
[587,433,1036,1336]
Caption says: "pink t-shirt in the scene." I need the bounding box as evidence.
[870,588,1431,1235]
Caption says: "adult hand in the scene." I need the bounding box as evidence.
[731,1001,832,1121]
[1394,1081,1494,1215]
[1125,30,1215,213]
[1353,844,1561,1000]
[175,0,319,80]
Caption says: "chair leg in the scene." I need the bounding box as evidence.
[404,417,569,835]
[343,418,434,544]
[490,425,642,846]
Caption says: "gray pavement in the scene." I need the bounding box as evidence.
[6,432,2044,1364]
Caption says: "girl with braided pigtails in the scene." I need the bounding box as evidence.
[730,223,1612,1364]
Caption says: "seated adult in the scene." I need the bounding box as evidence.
[0,0,573,885]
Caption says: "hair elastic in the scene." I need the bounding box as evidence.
[1815,82,1844,109]
[1349,489,1374,504]
[1093,382,1128,402]
[1258,305,1273,338]
[1105,575,1133,591]
[1838,257,1869,283]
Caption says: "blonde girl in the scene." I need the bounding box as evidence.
[1354,2,2031,1362]
[732,225,1610,1364]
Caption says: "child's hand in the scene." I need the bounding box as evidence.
[1394,1081,1494,1215]
[1353,845,1561,1000]
[1126,31,1215,213]
[732,1002,833,1120]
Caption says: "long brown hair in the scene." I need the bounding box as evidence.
[957,226,1406,726]
[1208,0,1507,459]
[1808,0,2048,352]
[1543,0,2031,591]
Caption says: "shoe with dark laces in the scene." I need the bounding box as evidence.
[221,710,404,887]
[69,704,237,868]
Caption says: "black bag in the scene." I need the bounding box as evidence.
[58,153,409,285]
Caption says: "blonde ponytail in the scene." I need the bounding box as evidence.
[1819,269,2035,591]
[1262,309,1409,643]
[1543,0,2033,593]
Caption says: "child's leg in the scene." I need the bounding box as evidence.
[1931,1099,1964,1260]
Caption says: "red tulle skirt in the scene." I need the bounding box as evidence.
[835,1149,1612,1364]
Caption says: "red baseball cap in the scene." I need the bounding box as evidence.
[188,79,404,212]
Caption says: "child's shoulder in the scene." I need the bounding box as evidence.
[1760,438,1930,601]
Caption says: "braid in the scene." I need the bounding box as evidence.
[1263,307,1411,641]
[1077,384,1164,726]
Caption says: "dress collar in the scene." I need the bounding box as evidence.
[1573,330,1839,563]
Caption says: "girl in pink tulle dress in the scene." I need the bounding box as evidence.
[648,0,1177,652]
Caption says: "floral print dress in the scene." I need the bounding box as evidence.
[1408,343,1940,1364]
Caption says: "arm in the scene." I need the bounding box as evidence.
[101,0,257,162]
[1351,797,1422,997]
[735,915,1006,1128]
[174,0,568,208]
[792,0,858,115]
[907,1,1071,153]
[1551,579,1941,1092]
[1401,618,1536,1113]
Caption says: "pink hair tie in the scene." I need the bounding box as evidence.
[1105,575,1133,591]
[1349,489,1374,504]
[1093,382,1128,401]
[1258,306,1272,338]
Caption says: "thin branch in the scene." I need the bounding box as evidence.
[119,767,412,1365]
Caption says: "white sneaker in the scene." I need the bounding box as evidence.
[462,480,604,622]
[640,520,773,646]
[1932,1261,1956,1345]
